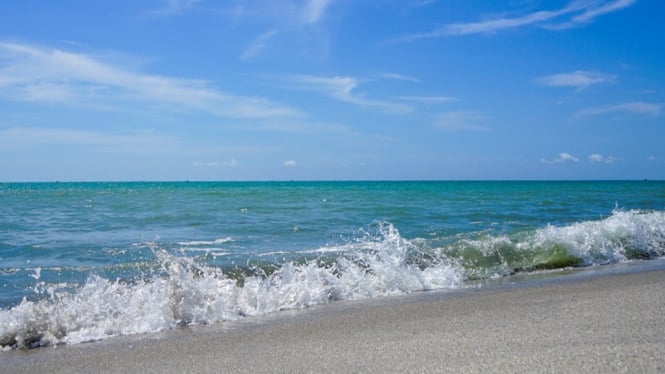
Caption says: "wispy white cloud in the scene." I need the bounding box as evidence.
[568,0,636,25]
[648,156,665,163]
[377,72,421,83]
[225,0,333,25]
[541,152,580,164]
[388,0,636,42]
[0,42,301,119]
[435,111,489,131]
[0,127,180,154]
[398,95,456,105]
[589,153,621,163]
[238,119,394,142]
[412,0,439,7]
[534,70,617,90]
[241,30,278,61]
[280,74,414,113]
[0,126,266,160]
[284,160,297,167]
[242,120,360,136]
[302,0,332,24]
[149,0,201,17]
[446,6,574,36]
[575,102,662,118]
[193,158,238,167]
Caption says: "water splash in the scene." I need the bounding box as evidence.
[2,210,664,349]
[0,223,462,349]
[443,209,665,279]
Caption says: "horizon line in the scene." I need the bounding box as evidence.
[1,178,660,184]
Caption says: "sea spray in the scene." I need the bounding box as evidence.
[0,223,463,349]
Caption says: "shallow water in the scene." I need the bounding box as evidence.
[1,181,664,348]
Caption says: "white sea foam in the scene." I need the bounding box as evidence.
[2,210,663,349]
[29,268,41,280]
[445,209,665,279]
[175,237,234,255]
[300,245,356,254]
[0,223,463,349]
[259,244,355,257]
[531,209,665,263]
[176,237,234,246]
[176,247,230,255]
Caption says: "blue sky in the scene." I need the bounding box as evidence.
[1,0,663,181]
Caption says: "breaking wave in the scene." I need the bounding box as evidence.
[1,209,664,349]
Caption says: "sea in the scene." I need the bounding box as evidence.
[1,180,664,349]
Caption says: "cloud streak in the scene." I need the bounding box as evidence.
[148,0,201,17]
[222,0,333,26]
[398,96,456,105]
[0,42,301,119]
[575,102,662,118]
[377,72,421,83]
[0,127,267,160]
[193,159,238,167]
[241,30,278,61]
[0,127,181,154]
[570,0,636,24]
[535,70,617,90]
[302,0,332,24]
[389,0,636,42]
[435,111,489,131]
[281,74,414,113]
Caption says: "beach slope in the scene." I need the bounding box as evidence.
[4,269,665,373]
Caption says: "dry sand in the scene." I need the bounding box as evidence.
[3,268,665,373]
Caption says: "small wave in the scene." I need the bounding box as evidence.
[0,223,462,349]
[176,237,234,246]
[259,244,355,257]
[443,209,665,279]
[2,209,664,349]
[176,247,230,255]
[299,245,356,254]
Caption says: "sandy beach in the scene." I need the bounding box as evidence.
[3,267,665,373]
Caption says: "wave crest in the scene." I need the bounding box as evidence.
[0,222,462,349]
[445,209,665,279]
[2,210,664,349]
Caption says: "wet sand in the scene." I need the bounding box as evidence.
[4,268,665,373]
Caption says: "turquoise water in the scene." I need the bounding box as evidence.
[1,181,664,348]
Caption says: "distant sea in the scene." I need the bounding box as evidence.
[1,181,664,349]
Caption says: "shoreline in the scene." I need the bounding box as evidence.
[4,265,665,373]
